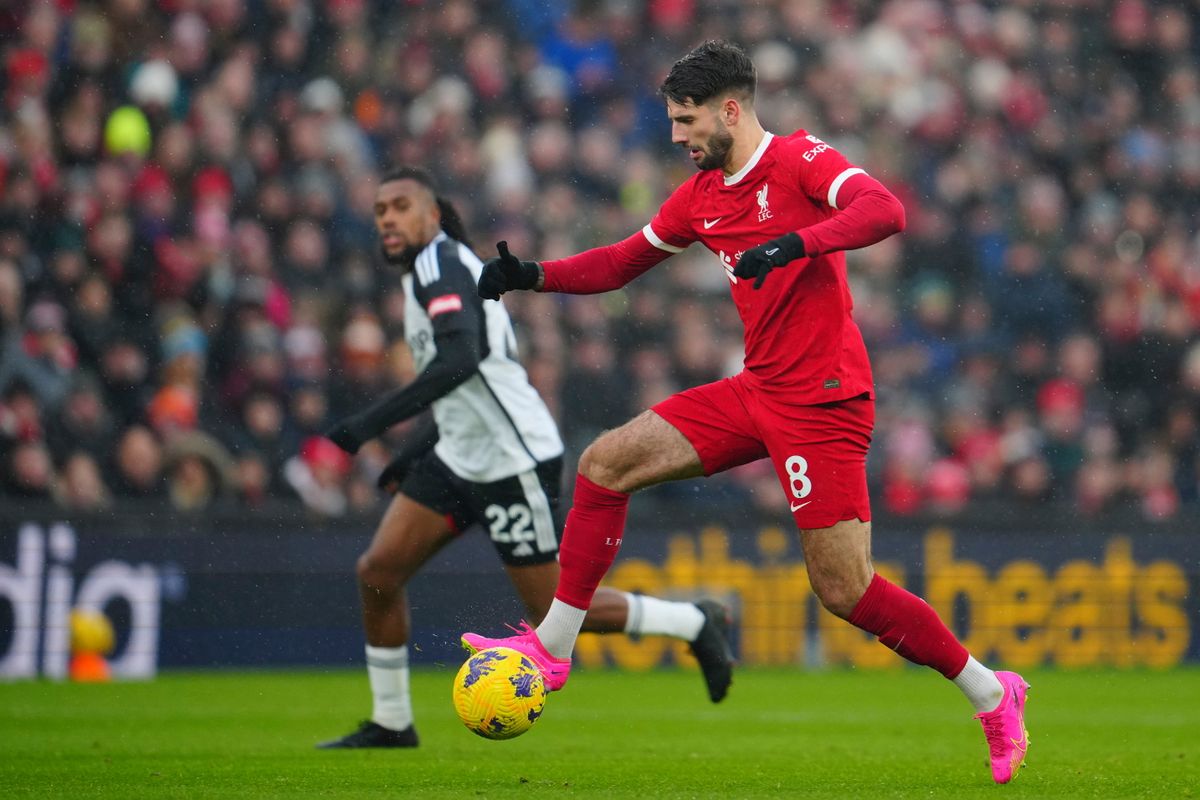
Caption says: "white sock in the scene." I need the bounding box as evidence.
[622,592,706,641]
[535,598,587,659]
[953,656,1005,712]
[366,644,412,731]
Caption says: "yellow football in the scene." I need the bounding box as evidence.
[452,646,547,740]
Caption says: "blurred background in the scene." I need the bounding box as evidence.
[0,0,1196,676]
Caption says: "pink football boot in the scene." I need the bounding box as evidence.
[461,621,572,691]
[975,671,1031,783]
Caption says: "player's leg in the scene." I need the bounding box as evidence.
[800,517,1029,782]
[466,444,731,694]
[800,518,971,673]
[319,472,458,748]
[464,377,763,690]
[504,560,735,702]
[773,395,1027,783]
[534,409,708,654]
[357,492,456,645]
[578,407,710,492]
[501,560,621,628]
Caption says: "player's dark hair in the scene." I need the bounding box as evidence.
[380,166,472,247]
[659,40,756,107]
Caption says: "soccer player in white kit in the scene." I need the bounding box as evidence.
[317,167,735,748]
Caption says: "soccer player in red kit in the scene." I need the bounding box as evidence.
[463,40,1029,784]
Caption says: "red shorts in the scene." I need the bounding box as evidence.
[652,373,873,529]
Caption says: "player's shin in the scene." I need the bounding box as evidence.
[553,474,630,608]
[536,474,630,657]
[847,573,973,679]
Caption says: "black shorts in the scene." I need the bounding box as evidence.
[400,451,563,566]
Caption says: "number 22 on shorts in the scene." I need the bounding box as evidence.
[484,503,534,544]
[785,455,812,511]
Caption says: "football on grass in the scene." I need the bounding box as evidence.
[453,646,547,740]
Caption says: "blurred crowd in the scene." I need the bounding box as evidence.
[1,0,1199,522]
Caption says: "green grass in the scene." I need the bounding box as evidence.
[2,667,1198,799]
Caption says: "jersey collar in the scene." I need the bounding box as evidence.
[424,230,448,252]
[399,230,448,273]
[724,131,774,186]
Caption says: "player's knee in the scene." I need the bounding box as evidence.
[810,576,860,620]
[356,551,406,593]
[577,436,625,490]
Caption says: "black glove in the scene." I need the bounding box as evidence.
[323,420,365,455]
[477,241,541,300]
[376,453,413,493]
[732,232,806,289]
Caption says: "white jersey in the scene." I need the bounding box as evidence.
[402,233,563,483]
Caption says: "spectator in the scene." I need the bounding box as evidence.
[0,300,76,411]
[561,331,627,454]
[110,424,166,499]
[284,435,352,517]
[45,374,116,464]
[327,312,389,421]
[0,380,44,448]
[1008,455,1054,506]
[98,335,154,426]
[990,242,1078,342]
[147,384,200,441]
[1035,378,1086,495]
[222,390,294,495]
[68,273,120,368]
[163,431,237,512]
[5,440,55,499]
[0,258,23,329]
[53,451,112,511]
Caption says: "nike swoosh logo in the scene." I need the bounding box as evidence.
[790,501,811,511]
[765,248,780,256]
[703,217,722,229]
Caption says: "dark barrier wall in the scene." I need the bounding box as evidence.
[0,508,1195,678]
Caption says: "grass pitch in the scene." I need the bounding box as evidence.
[2,667,1197,799]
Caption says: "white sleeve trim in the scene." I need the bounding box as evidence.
[642,223,684,253]
[828,167,866,209]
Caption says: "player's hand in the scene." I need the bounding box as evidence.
[732,232,806,289]
[376,454,413,494]
[322,421,364,455]
[477,241,541,300]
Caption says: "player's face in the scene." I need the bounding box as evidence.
[374,179,441,263]
[667,98,734,171]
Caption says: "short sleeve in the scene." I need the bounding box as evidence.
[411,240,485,337]
[644,178,698,253]
[786,133,868,211]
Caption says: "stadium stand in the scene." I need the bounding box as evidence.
[1,0,1197,521]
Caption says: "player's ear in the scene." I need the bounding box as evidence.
[721,97,740,127]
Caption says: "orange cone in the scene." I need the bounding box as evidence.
[69,652,112,682]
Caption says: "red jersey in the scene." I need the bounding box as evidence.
[540,129,904,406]
[650,130,883,403]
